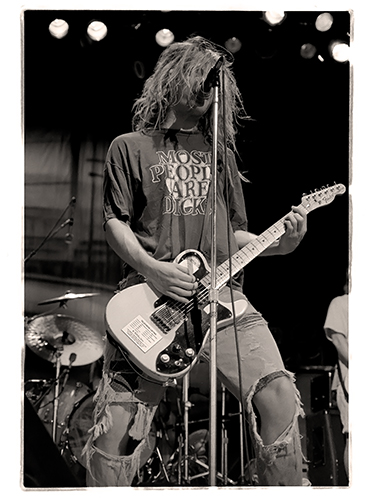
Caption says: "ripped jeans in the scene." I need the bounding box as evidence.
[82,286,304,487]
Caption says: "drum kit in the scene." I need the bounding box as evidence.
[24,290,249,487]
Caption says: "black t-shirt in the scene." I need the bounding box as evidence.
[103,129,248,288]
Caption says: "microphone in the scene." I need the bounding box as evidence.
[61,352,77,388]
[65,196,76,244]
[203,56,224,93]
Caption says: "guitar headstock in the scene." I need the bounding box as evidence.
[301,184,346,213]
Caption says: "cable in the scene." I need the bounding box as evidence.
[221,68,251,480]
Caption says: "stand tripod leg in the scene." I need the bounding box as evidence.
[154,446,170,483]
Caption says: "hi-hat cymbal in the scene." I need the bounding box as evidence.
[25,314,104,366]
[38,291,100,305]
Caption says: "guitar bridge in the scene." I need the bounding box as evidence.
[151,304,184,334]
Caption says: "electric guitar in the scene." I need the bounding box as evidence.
[105,184,346,383]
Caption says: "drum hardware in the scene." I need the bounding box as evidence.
[221,384,228,483]
[36,348,75,444]
[25,312,103,446]
[51,350,63,443]
[139,374,243,486]
[25,379,51,408]
[33,379,91,449]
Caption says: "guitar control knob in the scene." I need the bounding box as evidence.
[160,354,170,364]
[185,348,195,357]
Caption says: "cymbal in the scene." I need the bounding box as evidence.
[38,291,100,305]
[25,314,104,366]
[189,429,208,454]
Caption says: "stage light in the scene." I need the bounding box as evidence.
[155,29,174,47]
[87,21,108,42]
[49,19,69,39]
[225,37,242,54]
[300,43,317,59]
[263,11,286,26]
[315,13,334,32]
[329,41,350,62]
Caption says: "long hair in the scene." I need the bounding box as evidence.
[132,36,250,152]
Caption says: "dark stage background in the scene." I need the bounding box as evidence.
[24,9,350,368]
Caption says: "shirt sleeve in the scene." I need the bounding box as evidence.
[102,137,135,227]
[324,295,348,339]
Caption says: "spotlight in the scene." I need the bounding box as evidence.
[155,29,174,47]
[225,37,242,54]
[300,43,317,59]
[87,21,108,42]
[315,13,334,32]
[329,41,350,62]
[263,11,286,26]
[49,19,69,39]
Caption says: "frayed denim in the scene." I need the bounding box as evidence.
[82,287,305,487]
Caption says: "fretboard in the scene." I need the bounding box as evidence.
[200,207,298,290]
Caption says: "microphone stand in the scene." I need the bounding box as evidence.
[208,60,222,486]
[24,196,76,264]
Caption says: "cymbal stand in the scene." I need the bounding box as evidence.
[221,383,228,485]
[182,372,191,484]
[52,349,63,444]
[238,400,245,484]
[175,374,236,486]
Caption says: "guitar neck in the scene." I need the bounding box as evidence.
[201,206,300,290]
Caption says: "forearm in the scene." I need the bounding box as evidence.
[105,218,156,279]
[328,330,349,367]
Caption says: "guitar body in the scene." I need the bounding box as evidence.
[105,250,248,383]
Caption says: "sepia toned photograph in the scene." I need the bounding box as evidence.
[21,6,351,490]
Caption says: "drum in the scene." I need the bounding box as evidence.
[37,380,91,447]
[66,392,157,469]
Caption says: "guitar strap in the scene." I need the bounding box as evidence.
[197,158,225,254]
[197,179,213,254]
[337,361,349,402]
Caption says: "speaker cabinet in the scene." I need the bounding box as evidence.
[296,368,348,486]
